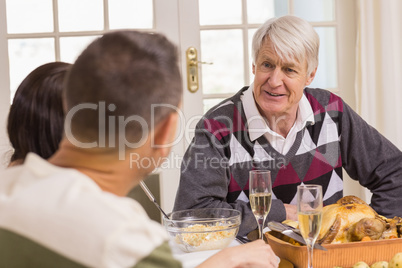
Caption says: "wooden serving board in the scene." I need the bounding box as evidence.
[266,231,402,268]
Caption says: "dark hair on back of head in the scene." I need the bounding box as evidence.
[7,62,71,163]
[64,30,182,147]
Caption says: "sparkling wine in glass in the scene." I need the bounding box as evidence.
[297,184,323,268]
[249,170,272,240]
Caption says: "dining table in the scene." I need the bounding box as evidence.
[170,239,241,268]
[169,236,293,268]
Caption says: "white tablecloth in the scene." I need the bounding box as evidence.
[170,239,241,268]
[170,228,278,268]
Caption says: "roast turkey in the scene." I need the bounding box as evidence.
[318,196,400,244]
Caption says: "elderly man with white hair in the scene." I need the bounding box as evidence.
[174,15,402,237]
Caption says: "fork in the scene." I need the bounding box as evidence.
[235,235,252,244]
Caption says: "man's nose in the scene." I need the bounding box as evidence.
[268,68,284,88]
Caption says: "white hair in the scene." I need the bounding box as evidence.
[252,15,320,75]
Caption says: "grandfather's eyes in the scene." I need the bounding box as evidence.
[286,68,296,73]
[263,62,273,68]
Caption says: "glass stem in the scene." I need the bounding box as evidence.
[307,243,314,268]
[257,217,266,240]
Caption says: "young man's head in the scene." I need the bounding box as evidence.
[63,31,182,156]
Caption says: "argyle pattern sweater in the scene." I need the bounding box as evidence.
[174,87,402,236]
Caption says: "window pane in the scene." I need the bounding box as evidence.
[109,0,153,29]
[247,0,288,24]
[204,98,225,114]
[294,0,334,22]
[199,0,242,25]
[200,30,244,94]
[8,38,55,99]
[58,0,104,32]
[60,36,100,63]
[6,0,53,33]
[309,27,337,89]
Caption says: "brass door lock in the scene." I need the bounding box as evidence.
[186,47,212,93]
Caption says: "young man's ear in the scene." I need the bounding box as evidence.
[152,112,179,158]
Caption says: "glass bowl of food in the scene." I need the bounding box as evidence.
[163,208,241,253]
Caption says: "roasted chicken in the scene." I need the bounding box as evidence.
[318,196,401,244]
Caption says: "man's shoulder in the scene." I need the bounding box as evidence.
[304,87,344,114]
[203,87,247,116]
[196,87,248,135]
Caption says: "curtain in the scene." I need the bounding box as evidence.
[355,0,402,202]
[355,0,402,150]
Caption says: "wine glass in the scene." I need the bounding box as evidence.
[249,170,272,240]
[297,184,323,268]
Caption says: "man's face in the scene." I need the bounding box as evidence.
[252,39,316,122]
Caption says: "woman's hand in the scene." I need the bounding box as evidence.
[197,239,279,268]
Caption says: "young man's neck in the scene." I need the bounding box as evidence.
[48,139,146,196]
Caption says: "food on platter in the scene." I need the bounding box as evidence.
[335,252,402,268]
[319,196,382,243]
[282,219,298,229]
[174,223,237,249]
[351,261,370,268]
[267,230,402,268]
[164,208,240,252]
[282,196,401,244]
[370,261,389,268]
[389,252,402,268]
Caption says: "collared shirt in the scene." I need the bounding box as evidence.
[0,153,180,268]
[241,83,315,155]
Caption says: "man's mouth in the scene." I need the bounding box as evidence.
[266,91,285,97]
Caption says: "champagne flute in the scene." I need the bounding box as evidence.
[297,184,323,268]
[249,170,272,240]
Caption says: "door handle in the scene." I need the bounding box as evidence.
[186,47,212,93]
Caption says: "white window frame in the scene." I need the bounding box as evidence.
[0,0,11,159]
[200,0,352,105]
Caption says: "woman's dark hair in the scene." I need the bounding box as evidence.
[7,62,71,164]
